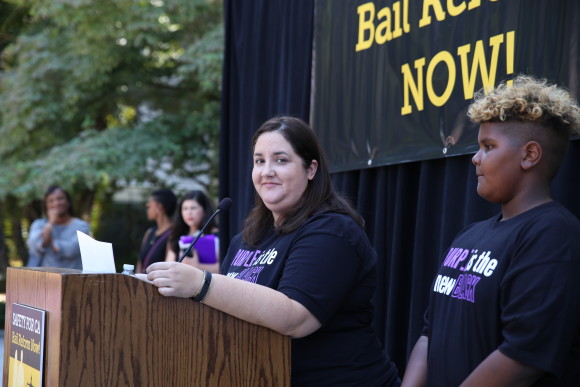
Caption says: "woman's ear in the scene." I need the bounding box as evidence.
[307,160,318,180]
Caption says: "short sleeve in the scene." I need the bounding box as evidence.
[499,224,580,376]
[421,306,430,337]
[277,225,371,326]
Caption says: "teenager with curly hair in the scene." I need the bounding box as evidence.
[403,75,580,386]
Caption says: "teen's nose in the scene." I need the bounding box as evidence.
[472,149,481,166]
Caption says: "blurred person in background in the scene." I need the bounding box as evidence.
[27,185,90,269]
[165,190,220,273]
[136,188,177,274]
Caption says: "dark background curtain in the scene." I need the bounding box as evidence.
[219,0,580,374]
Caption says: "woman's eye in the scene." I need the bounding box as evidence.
[276,158,287,163]
[254,159,264,165]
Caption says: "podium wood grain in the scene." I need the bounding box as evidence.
[3,267,290,386]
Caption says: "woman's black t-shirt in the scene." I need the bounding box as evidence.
[221,212,399,386]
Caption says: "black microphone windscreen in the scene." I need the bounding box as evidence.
[218,197,233,211]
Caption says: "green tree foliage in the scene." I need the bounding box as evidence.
[0,0,223,266]
[0,0,223,201]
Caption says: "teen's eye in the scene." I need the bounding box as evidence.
[275,158,287,164]
[254,158,264,165]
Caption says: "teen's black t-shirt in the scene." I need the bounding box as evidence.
[221,212,399,386]
[423,202,580,386]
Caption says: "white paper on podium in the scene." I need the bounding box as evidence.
[77,231,117,273]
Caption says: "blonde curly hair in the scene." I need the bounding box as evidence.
[468,75,580,136]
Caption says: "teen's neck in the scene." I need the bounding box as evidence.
[501,189,552,221]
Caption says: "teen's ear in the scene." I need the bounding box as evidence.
[521,141,542,170]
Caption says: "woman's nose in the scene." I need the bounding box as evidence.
[261,162,274,176]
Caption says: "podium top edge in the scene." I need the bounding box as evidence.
[8,267,121,275]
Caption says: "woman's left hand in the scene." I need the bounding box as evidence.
[146,261,202,298]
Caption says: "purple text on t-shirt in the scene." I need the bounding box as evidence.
[236,266,265,283]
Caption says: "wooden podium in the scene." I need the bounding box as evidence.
[3,267,290,386]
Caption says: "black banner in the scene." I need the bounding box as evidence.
[311,0,579,172]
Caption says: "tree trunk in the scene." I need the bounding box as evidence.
[5,196,30,267]
[0,201,9,280]
[11,215,28,266]
[76,187,96,222]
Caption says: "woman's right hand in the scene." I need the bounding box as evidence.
[146,261,203,298]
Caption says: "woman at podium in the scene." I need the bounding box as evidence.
[147,116,401,386]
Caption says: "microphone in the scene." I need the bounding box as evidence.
[177,198,233,263]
